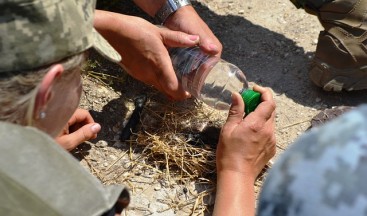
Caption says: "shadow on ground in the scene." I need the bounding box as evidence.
[98,0,365,103]
[90,0,366,144]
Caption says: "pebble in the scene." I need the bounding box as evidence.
[96,140,108,147]
[109,155,117,160]
[238,10,244,14]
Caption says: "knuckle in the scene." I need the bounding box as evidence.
[248,121,263,132]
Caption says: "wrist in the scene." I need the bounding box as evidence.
[133,0,166,17]
[154,0,192,25]
[217,157,257,180]
[164,5,195,28]
[217,168,256,183]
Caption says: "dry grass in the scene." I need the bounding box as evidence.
[135,99,223,181]
[80,63,271,214]
[82,59,126,86]
[117,97,226,214]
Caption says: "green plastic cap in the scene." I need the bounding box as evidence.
[240,89,261,115]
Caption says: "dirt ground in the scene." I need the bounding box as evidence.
[75,0,366,215]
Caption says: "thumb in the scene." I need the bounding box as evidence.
[71,123,101,144]
[56,123,101,151]
[161,29,200,47]
[226,92,245,124]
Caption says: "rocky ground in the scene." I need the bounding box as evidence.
[75,0,366,215]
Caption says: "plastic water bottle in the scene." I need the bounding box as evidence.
[169,46,261,114]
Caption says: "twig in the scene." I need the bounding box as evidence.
[279,119,310,130]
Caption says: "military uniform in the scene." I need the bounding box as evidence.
[258,105,367,216]
[0,122,129,216]
[0,0,128,215]
[0,0,121,74]
[289,0,367,92]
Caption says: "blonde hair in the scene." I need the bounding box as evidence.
[0,52,86,125]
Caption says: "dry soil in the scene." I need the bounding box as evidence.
[75,0,367,215]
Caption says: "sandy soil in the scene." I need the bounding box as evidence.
[75,0,367,215]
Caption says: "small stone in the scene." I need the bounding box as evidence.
[238,10,244,14]
[154,186,161,191]
[109,155,117,160]
[135,170,143,176]
[96,140,108,147]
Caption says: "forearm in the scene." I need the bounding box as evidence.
[213,170,256,216]
[94,10,121,35]
[94,10,140,52]
[133,0,166,17]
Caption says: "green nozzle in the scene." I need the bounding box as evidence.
[240,89,261,115]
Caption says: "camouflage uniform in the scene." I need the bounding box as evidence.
[0,0,128,215]
[0,0,121,75]
[258,105,367,216]
[0,122,129,216]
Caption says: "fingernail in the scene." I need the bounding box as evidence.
[91,123,101,133]
[209,43,218,51]
[188,35,199,42]
[185,91,191,99]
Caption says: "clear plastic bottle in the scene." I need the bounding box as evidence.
[169,46,261,114]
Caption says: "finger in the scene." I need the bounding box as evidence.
[198,36,222,56]
[67,109,94,126]
[154,53,190,100]
[192,24,222,55]
[245,99,276,125]
[250,85,276,118]
[253,85,274,102]
[225,92,245,124]
[56,123,101,151]
[160,29,200,47]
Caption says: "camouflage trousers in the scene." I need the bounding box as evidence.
[290,0,334,8]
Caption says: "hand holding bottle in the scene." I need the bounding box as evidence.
[213,85,276,216]
[164,6,222,55]
[170,47,261,113]
[94,10,200,101]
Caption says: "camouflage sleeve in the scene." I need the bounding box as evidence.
[258,105,367,216]
[0,122,129,216]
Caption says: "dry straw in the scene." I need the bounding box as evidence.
[135,98,224,182]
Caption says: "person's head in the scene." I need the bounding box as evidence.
[0,0,121,137]
[258,105,367,216]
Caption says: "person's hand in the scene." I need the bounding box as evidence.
[164,6,223,56]
[216,85,276,179]
[55,109,101,151]
[94,10,201,100]
[213,85,276,215]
